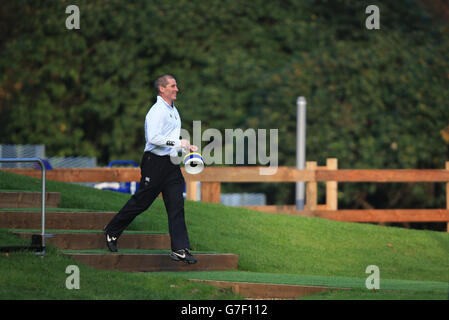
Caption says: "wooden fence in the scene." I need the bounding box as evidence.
[3,158,449,231]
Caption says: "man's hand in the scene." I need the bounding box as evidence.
[190,145,198,152]
[180,139,198,152]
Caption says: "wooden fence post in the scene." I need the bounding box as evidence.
[186,181,198,201]
[446,162,449,233]
[326,158,338,210]
[305,161,317,210]
[201,182,221,203]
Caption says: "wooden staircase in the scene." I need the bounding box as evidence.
[0,190,345,299]
[0,191,60,208]
[0,191,239,272]
[14,231,171,250]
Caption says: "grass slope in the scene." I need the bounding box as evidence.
[0,233,239,300]
[1,171,448,299]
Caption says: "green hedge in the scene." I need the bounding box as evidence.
[1,0,448,209]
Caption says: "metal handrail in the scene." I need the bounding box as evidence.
[0,158,46,253]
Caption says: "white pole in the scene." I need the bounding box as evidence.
[296,96,306,210]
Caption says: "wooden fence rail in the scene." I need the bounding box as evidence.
[2,159,449,231]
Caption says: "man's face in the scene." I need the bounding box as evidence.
[159,77,178,104]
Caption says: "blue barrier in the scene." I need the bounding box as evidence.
[33,159,53,170]
[98,160,187,198]
[102,160,140,194]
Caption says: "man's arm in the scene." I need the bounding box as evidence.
[145,109,197,151]
[145,108,182,148]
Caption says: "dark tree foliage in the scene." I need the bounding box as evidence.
[1,0,448,209]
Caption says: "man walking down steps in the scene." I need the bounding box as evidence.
[103,74,198,264]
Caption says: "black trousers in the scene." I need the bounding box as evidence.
[104,152,191,251]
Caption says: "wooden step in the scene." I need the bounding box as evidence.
[0,211,116,230]
[14,232,171,250]
[246,206,449,223]
[66,252,239,272]
[190,279,349,299]
[0,192,61,208]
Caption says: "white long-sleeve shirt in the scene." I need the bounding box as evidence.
[144,96,182,156]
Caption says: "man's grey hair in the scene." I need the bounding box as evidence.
[154,74,175,94]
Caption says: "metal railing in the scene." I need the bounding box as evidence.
[0,158,46,253]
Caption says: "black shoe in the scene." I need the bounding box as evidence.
[104,228,118,252]
[170,249,197,264]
